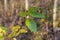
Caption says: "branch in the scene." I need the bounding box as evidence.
[53,0,58,27]
[25,0,29,11]
[4,0,8,11]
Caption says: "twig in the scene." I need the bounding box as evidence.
[53,0,58,40]
[25,0,29,11]
[53,0,58,27]
[4,0,8,11]
[25,0,30,19]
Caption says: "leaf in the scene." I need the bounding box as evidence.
[28,7,45,18]
[0,26,7,40]
[29,12,45,18]
[28,7,38,12]
[16,29,27,36]
[0,26,8,32]
[12,26,27,37]
[12,25,20,37]
[12,32,16,37]
[7,34,12,38]
[0,35,4,40]
[12,25,20,32]
[0,32,3,36]
[20,12,27,17]
[18,29,27,33]
[25,19,37,32]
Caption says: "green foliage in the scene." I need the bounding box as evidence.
[0,26,8,40]
[12,25,20,37]
[0,26,8,32]
[18,29,27,33]
[25,19,37,32]
[16,29,27,36]
[28,7,38,12]
[29,12,45,18]
[20,12,27,17]
[19,7,45,18]
[12,25,20,32]
[12,25,27,37]
[0,36,4,40]
[28,7,45,18]
[19,7,45,33]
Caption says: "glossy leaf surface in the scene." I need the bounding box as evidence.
[28,7,45,18]
[25,19,37,32]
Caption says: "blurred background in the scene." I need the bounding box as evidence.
[0,0,60,40]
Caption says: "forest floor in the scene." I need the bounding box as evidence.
[0,0,60,40]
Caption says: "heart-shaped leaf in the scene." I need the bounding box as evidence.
[20,12,27,17]
[25,19,37,32]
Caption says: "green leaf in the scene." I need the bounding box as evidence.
[12,25,20,37]
[28,7,45,18]
[0,36,4,40]
[0,26,7,40]
[25,19,37,32]
[16,29,27,36]
[20,12,27,17]
[0,26,8,32]
[12,31,16,37]
[29,7,38,12]
[29,12,45,18]
[12,25,20,32]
